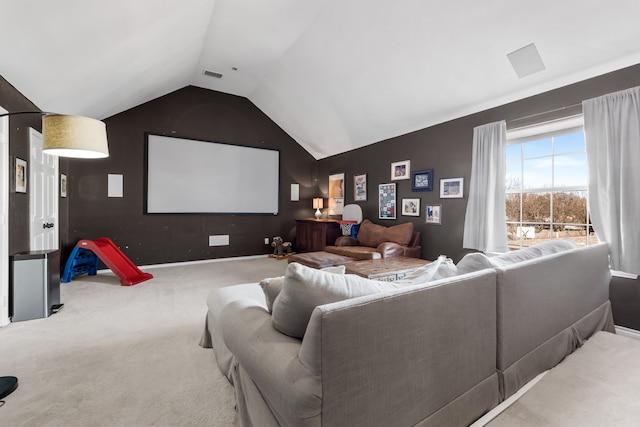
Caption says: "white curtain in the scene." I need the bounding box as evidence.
[583,86,640,274]
[463,121,509,253]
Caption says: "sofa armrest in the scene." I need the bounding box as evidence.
[220,300,321,425]
[377,242,405,258]
[335,235,359,246]
[403,245,421,258]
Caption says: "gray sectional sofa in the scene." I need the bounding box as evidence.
[200,241,634,426]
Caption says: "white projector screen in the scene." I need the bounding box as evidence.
[146,134,279,214]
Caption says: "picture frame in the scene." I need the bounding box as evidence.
[391,160,410,180]
[15,157,27,193]
[401,198,420,217]
[60,174,67,198]
[328,173,345,215]
[440,177,464,199]
[411,169,434,191]
[426,204,442,225]
[353,173,367,202]
[378,183,396,219]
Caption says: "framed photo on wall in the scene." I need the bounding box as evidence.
[328,173,345,215]
[353,173,367,202]
[440,177,464,199]
[412,169,433,191]
[426,204,442,225]
[391,160,410,180]
[15,157,27,193]
[378,183,396,219]
[60,174,68,198]
[402,198,420,216]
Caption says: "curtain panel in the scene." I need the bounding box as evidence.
[463,121,509,253]
[583,86,640,274]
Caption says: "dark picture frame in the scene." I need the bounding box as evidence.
[378,183,396,219]
[412,169,434,192]
[353,173,367,202]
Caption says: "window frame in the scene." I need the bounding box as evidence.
[505,115,595,249]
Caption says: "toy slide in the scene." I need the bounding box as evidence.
[76,238,153,286]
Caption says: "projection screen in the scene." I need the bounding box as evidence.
[146,134,279,214]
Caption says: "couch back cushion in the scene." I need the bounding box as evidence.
[496,242,613,398]
[272,262,398,338]
[357,219,413,248]
[457,238,578,274]
[300,269,500,426]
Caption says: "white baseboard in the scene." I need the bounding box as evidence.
[96,254,269,273]
[615,325,640,340]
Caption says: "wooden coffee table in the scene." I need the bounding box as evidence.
[345,257,431,281]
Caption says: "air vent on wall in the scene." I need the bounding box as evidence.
[204,70,223,79]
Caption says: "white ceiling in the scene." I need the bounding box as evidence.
[2,0,640,159]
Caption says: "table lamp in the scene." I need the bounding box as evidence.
[313,198,323,219]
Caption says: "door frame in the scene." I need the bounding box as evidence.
[0,106,9,326]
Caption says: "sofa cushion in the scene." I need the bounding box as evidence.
[324,245,382,260]
[356,219,413,248]
[393,255,459,286]
[457,239,579,274]
[260,265,346,313]
[272,262,398,338]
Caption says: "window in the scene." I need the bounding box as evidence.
[505,116,597,250]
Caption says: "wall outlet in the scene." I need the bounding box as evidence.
[264,237,270,245]
[209,235,230,246]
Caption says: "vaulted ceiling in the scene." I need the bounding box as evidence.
[2,0,640,159]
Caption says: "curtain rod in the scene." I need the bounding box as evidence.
[507,102,582,127]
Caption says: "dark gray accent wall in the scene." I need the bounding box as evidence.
[318,63,640,263]
[317,63,640,330]
[67,86,317,266]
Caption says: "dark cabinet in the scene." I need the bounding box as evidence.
[295,219,341,253]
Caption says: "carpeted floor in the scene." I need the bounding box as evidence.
[0,256,288,426]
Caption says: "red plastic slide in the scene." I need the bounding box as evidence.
[76,238,153,286]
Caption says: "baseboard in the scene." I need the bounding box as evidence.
[96,254,269,272]
[615,325,640,340]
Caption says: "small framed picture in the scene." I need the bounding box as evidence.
[440,177,464,199]
[353,173,367,202]
[378,183,396,219]
[15,157,27,193]
[328,173,345,215]
[426,204,442,225]
[60,174,68,198]
[391,160,410,180]
[412,169,434,191]
[402,198,420,217]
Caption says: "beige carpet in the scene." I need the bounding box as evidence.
[0,256,288,426]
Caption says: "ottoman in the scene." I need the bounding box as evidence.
[288,251,356,269]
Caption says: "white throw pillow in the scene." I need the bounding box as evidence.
[393,255,459,286]
[272,262,398,339]
[456,253,494,274]
[259,265,346,314]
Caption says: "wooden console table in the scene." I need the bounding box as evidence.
[295,219,341,253]
[345,257,431,282]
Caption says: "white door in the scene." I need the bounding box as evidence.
[29,128,59,251]
[0,108,9,326]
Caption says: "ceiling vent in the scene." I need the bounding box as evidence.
[507,43,546,78]
[204,70,223,79]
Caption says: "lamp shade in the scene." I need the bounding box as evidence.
[313,198,323,209]
[42,114,109,159]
